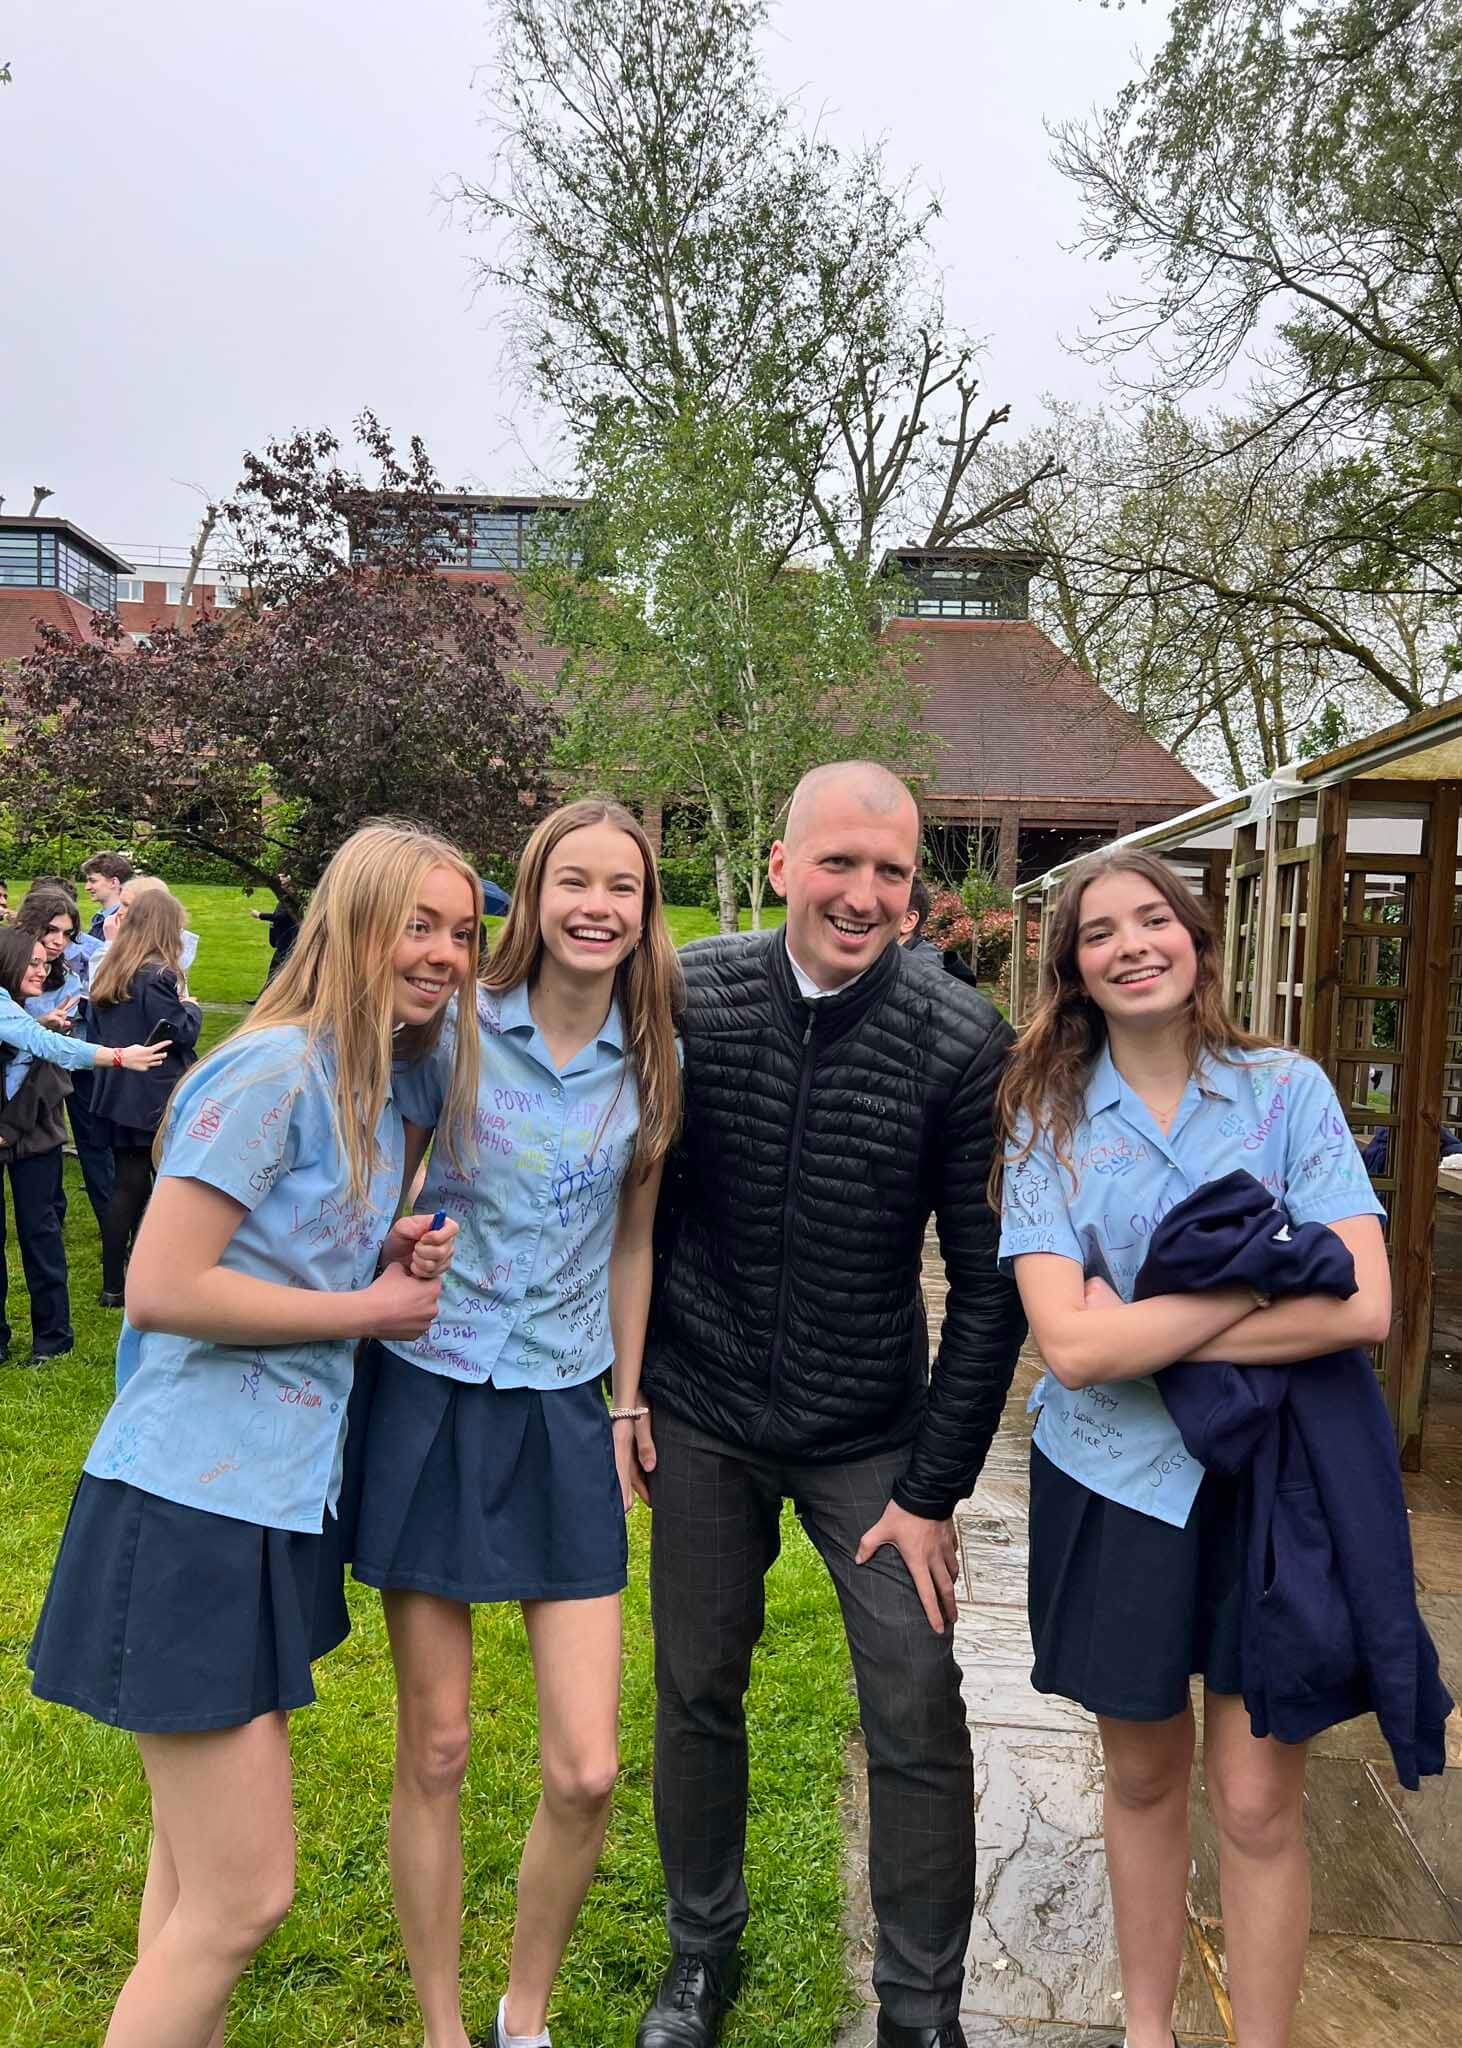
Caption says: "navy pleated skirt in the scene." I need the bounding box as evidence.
[344,1341,628,1605]
[1028,1442,1245,1721]
[29,1475,349,1732]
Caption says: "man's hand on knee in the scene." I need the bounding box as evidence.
[855,1500,960,1634]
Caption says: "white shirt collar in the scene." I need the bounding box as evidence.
[784,937,867,1002]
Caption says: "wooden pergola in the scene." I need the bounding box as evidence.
[1009,696,1462,1471]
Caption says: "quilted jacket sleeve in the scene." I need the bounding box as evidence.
[892,1011,1027,1520]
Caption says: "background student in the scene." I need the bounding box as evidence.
[86,888,203,1308]
[997,848,1391,2048]
[79,851,134,937]
[100,873,201,974]
[346,798,682,2048]
[29,818,481,2048]
[0,926,76,1367]
[15,888,86,1031]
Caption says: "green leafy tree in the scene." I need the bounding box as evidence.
[1051,0,1462,713]
[460,0,1047,906]
[970,396,1448,789]
[526,405,929,928]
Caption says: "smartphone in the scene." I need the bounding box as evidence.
[143,1020,174,1047]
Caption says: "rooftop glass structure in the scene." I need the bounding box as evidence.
[882,547,1044,621]
[0,518,132,612]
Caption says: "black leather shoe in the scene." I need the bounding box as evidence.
[636,1951,741,2047]
[876,2018,968,2048]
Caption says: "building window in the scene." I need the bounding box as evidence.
[116,577,146,604]
[0,531,43,585]
[213,582,239,608]
[0,527,116,608]
[165,582,189,607]
[896,569,1025,620]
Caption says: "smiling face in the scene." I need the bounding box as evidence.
[21,944,47,1000]
[389,864,478,1029]
[1074,868,1198,1033]
[537,822,646,985]
[768,781,918,991]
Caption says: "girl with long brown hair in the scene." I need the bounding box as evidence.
[346,798,684,2048]
[29,819,479,2048]
[996,848,1391,2048]
[86,885,204,1306]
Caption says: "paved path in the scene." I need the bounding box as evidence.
[836,1242,1462,2047]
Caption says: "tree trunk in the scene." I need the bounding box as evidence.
[707,791,741,934]
[747,867,765,929]
[714,851,739,934]
[175,504,220,631]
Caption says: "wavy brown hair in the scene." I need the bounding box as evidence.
[90,888,187,1007]
[15,889,81,993]
[486,799,684,1176]
[993,848,1278,1200]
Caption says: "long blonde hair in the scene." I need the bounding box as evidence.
[486,799,684,1176]
[167,821,483,1202]
[994,848,1277,1201]
[90,888,187,1007]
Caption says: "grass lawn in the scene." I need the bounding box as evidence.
[1,880,855,2047]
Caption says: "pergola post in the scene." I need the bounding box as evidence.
[1300,783,1349,1064]
[1393,782,1460,1468]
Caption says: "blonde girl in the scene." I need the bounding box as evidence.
[30,820,484,2048]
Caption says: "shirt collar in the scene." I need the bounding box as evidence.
[784,935,867,1002]
[496,979,625,1057]
[1085,1039,1241,1117]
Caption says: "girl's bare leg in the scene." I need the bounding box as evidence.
[136,1817,225,2048]
[1096,1704,1195,2048]
[503,1593,622,2037]
[104,1712,294,2048]
[1203,1689,1310,2048]
[382,1589,475,2048]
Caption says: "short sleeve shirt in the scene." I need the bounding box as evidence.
[998,1044,1384,1527]
[84,1027,404,1533]
[389,982,640,1390]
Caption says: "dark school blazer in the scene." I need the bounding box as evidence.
[88,965,202,1136]
[1134,1169,1452,1788]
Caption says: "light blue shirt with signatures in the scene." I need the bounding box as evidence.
[999,1044,1385,1527]
[84,1026,404,1534]
[390,981,640,1390]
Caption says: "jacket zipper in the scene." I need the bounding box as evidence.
[760,1003,818,1435]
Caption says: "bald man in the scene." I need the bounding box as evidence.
[635,763,1025,2048]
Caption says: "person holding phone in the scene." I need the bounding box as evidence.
[87,888,202,1308]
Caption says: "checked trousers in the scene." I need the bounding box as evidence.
[649,1409,975,2029]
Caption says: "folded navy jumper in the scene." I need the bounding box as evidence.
[1133,1169,1452,1787]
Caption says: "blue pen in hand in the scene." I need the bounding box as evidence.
[430,1209,447,1232]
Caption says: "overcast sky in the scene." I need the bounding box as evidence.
[3,0,1171,565]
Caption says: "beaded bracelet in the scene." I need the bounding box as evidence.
[610,1405,650,1421]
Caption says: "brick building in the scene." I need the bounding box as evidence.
[2,503,1209,881]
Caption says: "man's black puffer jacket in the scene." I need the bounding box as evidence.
[645,930,1027,1519]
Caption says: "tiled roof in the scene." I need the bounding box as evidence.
[891,619,1212,807]
[0,589,119,663]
